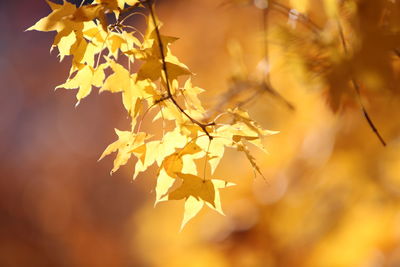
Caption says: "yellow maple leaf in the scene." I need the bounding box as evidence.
[95,0,139,11]
[107,32,140,59]
[237,143,264,178]
[155,168,176,204]
[168,173,235,229]
[161,153,184,177]
[99,129,149,174]
[56,31,77,61]
[179,142,203,156]
[229,108,276,137]
[180,196,204,230]
[83,21,108,44]
[132,129,187,179]
[196,133,231,175]
[137,54,191,82]
[72,4,104,22]
[133,15,191,81]
[70,37,102,67]
[169,173,216,205]
[153,138,207,203]
[26,1,87,67]
[26,1,77,33]
[56,63,106,105]
[122,77,157,119]
[153,101,187,126]
[182,78,205,113]
[132,140,160,179]
[100,60,133,93]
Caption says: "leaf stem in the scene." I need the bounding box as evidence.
[203,139,212,182]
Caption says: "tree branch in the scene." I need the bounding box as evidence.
[337,19,386,146]
[145,1,214,139]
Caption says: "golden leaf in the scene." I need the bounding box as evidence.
[56,63,106,105]
[99,129,149,174]
[169,173,235,228]
[101,60,133,93]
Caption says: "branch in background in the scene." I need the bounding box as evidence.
[261,82,295,110]
[212,79,294,114]
[337,19,386,146]
[260,3,295,111]
[270,0,322,35]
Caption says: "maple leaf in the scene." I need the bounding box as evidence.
[153,101,187,127]
[137,51,192,81]
[27,1,90,56]
[198,136,227,175]
[168,173,235,229]
[208,117,277,177]
[153,139,204,204]
[94,0,140,17]
[130,15,191,81]
[122,78,157,119]
[101,60,133,93]
[161,153,184,177]
[169,173,216,205]
[108,34,128,59]
[100,63,156,117]
[229,108,275,137]
[155,168,177,204]
[179,142,203,157]
[99,129,149,174]
[72,4,105,22]
[181,78,206,113]
[27,1,78,33]
[141,14,179,59]
[107,31,141,59]
[56,31,77,61]
[132,140,160,179]
[56,63,106,105]
[82,21,108,44]
[132,129,187,179]
[237,143,264,178]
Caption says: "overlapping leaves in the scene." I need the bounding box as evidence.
[28,0,276,228]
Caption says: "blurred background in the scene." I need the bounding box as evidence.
[2,0,400,266]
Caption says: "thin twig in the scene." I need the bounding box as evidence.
[203,139,212,181]
[270,0,322,35]
[78,0,86,8]
[350,79,387,146]
[260,82,295,110]
[337,19,386,146]
[260,6,295,111]
[119,11,147,25]
[145,1,215,139]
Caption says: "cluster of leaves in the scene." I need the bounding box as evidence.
[28,0,277,228]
